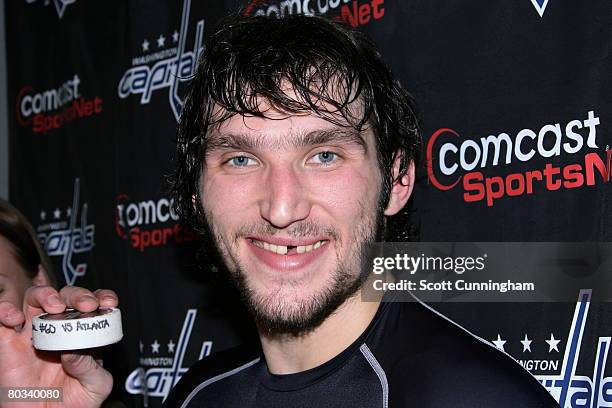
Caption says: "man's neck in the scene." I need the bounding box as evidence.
[258,291,380,375]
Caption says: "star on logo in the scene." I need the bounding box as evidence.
[40,210,46,221]
[53,208,61,219]
[167,340,176,354]
[529,0,550,17]
[157,34,166,48]
[151,339,160,354]
[142,39,150,52]
[172,30,179,43]
[492,334,506,351]
[52,0,76,19]
[545,333,560,352]
[139,341,144,353]
[66,207,72,217]
[520,334,532,352]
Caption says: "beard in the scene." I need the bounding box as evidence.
[203,199,385,337]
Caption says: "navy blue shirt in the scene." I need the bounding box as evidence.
[164,297,559,407]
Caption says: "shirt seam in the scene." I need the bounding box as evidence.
[180,357,261,408]
[359,343,389,408]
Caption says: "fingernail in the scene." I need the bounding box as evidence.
[48,295,63,306]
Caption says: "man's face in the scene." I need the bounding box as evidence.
[200,107,384,335]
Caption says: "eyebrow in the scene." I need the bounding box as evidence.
[204,128,368,155]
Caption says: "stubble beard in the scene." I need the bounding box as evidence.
[204,199,385,337]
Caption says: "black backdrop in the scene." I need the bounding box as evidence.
[5,1,612,407]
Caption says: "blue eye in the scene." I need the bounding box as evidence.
[313,151,337,165]
[229,156,253,167]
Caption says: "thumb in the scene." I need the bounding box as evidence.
[61,352,113,401]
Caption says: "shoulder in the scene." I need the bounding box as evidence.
[163,344,261,408]
[372,300,560,407]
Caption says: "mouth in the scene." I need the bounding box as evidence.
[248,238,329,255]
[245,237,331,272]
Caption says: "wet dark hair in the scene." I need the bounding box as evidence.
[0,199,57,287]
[171,13,420,240]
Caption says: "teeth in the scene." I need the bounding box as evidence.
[255,239,326,255]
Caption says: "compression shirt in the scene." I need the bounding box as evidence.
[164,297,560,407]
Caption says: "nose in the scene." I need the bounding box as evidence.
[259,165,311,229]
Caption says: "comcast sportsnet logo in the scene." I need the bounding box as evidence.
[115,194,197,252]
[426,111,608,207]
[16,75,103,133]
[244,0,385,28]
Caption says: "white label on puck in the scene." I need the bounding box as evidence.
[32,308,123,351]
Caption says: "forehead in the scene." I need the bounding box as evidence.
[205,110,374,156]
[207,77,368,140]
[0,235,15,258]
[213,110,340,137]
[0,236,24,281]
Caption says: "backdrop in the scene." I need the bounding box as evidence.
[5,1,612,407]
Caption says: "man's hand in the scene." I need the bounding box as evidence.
[0,286,118,407]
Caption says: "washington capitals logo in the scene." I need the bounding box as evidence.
[37,178,95,285]
[495,290,612,406]
[51,0,75,18]
[125,309,213,404]
[533,290,611,407]
[529,0,550,17]
[117,0,205,122]
[25,0,76,19]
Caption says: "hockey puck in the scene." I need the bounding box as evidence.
[32,308,123,351]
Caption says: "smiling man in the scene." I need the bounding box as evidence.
[162,13,559,408]
[0,13,560,408]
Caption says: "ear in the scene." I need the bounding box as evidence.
[383,155,415,216]
[32,264,50,286]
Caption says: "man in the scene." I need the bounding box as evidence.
[0,14,559,408]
